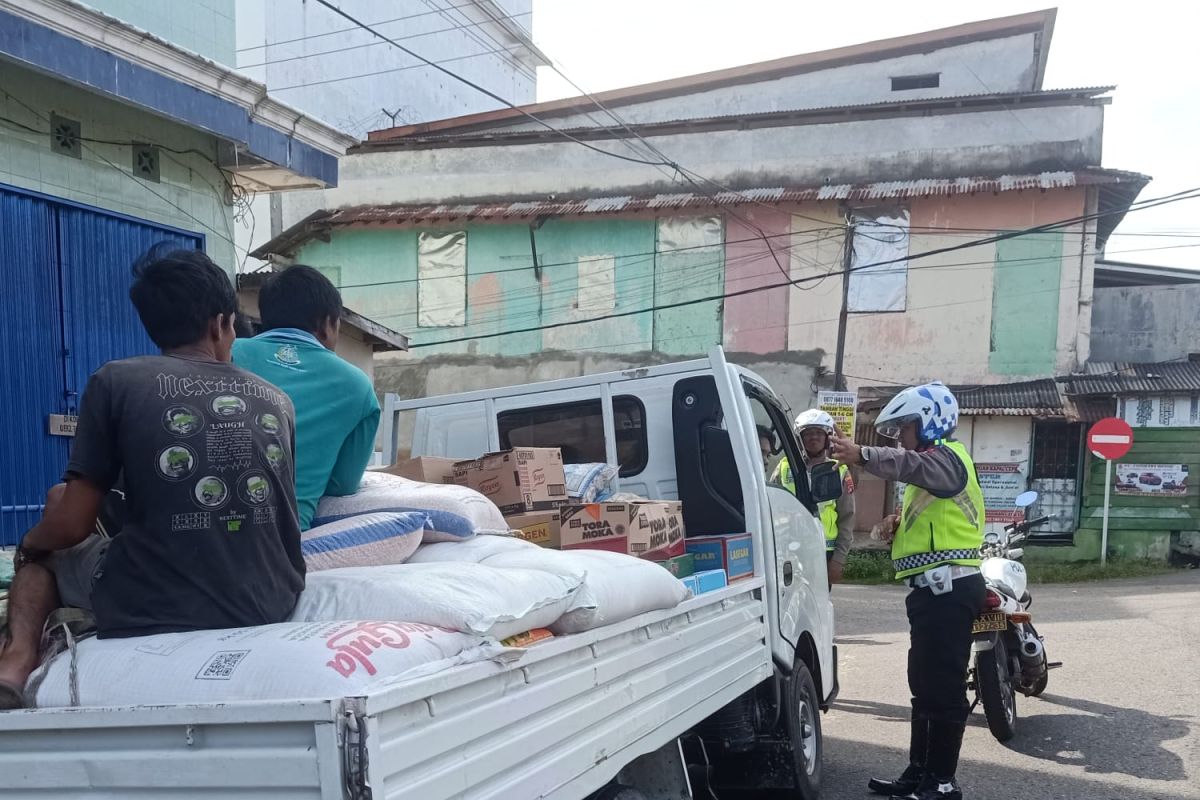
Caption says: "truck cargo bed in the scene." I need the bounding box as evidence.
[0,580,770,800]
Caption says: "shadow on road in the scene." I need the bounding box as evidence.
[817,735,1199,800]
[1008,693,1192,781]
[833,636,894,647]
[831,697,910,723]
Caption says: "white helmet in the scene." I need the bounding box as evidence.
[875,382,959,443]
[794,408,836,435]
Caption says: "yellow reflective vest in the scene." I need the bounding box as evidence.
[778,458,847,551]
[891,440,985,580]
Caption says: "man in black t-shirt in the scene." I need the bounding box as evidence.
[0,248,304,709]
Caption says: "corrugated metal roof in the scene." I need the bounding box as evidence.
[955,379,1063,415]
[252,168,1146,259]
[1059,361,1200,396]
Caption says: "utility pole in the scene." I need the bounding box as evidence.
[832,213,855,392]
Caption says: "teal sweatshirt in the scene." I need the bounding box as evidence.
[233,329,380,529]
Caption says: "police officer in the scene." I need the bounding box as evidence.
[829,383,984,800]
[774,409,855,584]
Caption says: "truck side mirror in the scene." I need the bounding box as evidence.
[809,461,843,504]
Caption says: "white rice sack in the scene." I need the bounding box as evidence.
[292,562,583,641]
[549,550,691,635]
[564,463,620,503]
[30,620,507,708]
[315,472,507,543]
[409,533,539,564]
[301,512,426,571]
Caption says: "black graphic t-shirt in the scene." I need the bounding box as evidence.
[65,355,305,638]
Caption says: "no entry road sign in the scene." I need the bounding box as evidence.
[1088,417,1134,461]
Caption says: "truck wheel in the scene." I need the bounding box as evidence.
[784,662,823,799]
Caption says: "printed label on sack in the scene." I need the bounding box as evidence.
[325,621,442,678]
[196,650,250,680]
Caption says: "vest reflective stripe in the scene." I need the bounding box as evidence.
[891,440,984,580]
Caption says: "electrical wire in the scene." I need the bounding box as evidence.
[406,190,1200,348]
[237,11,533,70]
[311,0,674,168]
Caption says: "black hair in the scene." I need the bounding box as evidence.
[258,265,342,334]
[756,424,776,448]
[129,244,236,349]
[234,312,258,339]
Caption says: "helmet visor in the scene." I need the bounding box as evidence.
[875,414,919,441]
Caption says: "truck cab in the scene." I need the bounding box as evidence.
[384,347,838,797]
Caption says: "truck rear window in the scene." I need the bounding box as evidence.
[498,397,647,477]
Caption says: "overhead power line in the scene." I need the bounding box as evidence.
[311,0,673,167]
[407,187,1200,348]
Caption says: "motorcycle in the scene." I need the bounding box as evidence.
[968,490,1061,743]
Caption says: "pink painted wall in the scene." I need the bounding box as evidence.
[722,206,794,353]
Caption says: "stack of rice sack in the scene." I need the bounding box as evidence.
[29,464,690,709]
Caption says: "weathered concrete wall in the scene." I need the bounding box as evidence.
[283,104,1104,224]
[724,206,792,353]
[786,190,1089,387]
[376,349,823,421]
[494,34,1042,131]
[1091,284,1200,362]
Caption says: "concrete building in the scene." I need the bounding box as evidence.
[233,0,544,263]
[0,0,351,544]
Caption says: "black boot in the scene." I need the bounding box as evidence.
[906,774,962,800]
[868,720,928,796]
[867,763,923,797]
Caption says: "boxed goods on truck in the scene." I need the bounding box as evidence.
[452,448,567,515]
[686,533,754,582]
[506,510,562,548]
[559,503,636,553]
[627,501,685,560]
[374,456,459,484]
[656,552,695,578]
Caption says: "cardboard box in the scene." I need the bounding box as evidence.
[686,533,754,582]
[656,552,696,578]
[506,511,562,549]
[680,575,701,595]
[628,501,686,560]
[559,503,637,553]
[501,628,554,648]
[374,456,458,484]
[452,448,567,515]
[694,569,730,594]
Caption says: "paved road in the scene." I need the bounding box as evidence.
[821,571,1200,800]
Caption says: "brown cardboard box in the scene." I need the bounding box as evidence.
[559,503,637,553]
[628,501,686,560]
[373,456,459,484]
[452,448,567,515]
[506,511,562,548]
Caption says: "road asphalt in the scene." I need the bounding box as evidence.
[819,570,1200,800]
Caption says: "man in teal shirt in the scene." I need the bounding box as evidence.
[234,266,380,529]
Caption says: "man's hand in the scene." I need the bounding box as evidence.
[829,426,864,466]
[827,558,845,585]
[873,513,900,543]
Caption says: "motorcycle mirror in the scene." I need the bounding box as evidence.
[809,461,843,504]
[1014,490,1039,508]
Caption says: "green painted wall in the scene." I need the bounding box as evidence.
[989,232,1063,375]
[294,217,662,357]
[653,218,725,356]
[0,63,235,270]
[1071,427,1200,561]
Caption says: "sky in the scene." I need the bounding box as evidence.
[530,1,1198,269]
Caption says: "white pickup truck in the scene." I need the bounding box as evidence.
[0,347,838,800]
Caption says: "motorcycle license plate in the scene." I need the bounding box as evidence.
[972,611,1007,634]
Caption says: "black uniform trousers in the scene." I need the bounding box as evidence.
[904,571,986,777]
